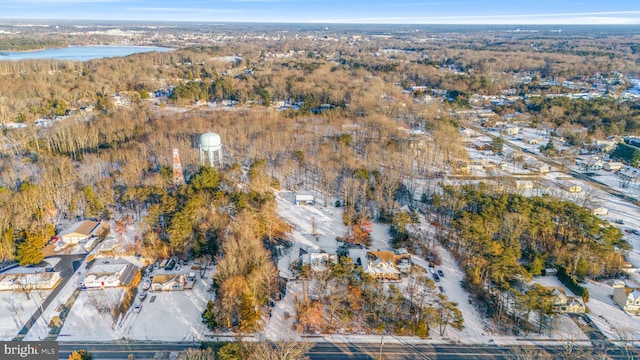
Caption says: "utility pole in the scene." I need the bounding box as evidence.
[379,334,384,360]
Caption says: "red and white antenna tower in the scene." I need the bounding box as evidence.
[172,148,185,186]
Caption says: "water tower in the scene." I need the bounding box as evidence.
[199,132,223,167]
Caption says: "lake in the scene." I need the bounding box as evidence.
[0,45,174,61]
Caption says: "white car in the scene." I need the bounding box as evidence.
[133,304,142,313]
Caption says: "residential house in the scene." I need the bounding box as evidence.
[471,140,491,151]
[459,160,485,173]
[0,272,61,291]
[549,287,586,313]
[524,162,551,174]
[301,251,337,272]
[560,181,582,193]
[613,287,640,315]
[82,259,138,289]
[151,274,193,291]
[516,181,534,190]
[363,257,400,280]
[595,140,617,152]
[362,250,412,280]
[502,125,520,136]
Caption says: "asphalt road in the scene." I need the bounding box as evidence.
[55,341,639,360]
[13,254,86,341]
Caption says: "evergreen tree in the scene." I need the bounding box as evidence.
[16,231,44,266]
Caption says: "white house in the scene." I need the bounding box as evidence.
[82,260,137,289]
[548,287,585,313]
[502,125,520,136]
[302,252,337,272]
[295,193,315,206]
[0,272,61,291]
[592,207,609,216]
[561,181,582,193]
[151,274,193,291]
[524,161,551,174]
[363,258,401,280]
[516,181,534,190]
[613,287,640,315]
[351,250,412,280]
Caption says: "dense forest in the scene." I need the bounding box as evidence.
[423,184,628,332]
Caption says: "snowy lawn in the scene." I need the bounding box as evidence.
[0,290,49,340]
[411,244,492,344]
[583,280,640,341]
[58,288,126,340]
[58,271,214,341]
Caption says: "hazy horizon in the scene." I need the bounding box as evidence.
[1,0,640,25]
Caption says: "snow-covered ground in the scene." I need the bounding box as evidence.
[264,280,301,341]
[411,245,491,343]
[59,288,126,340]
[24,258,92,341]
[24,221,149,341]
[120,275,213,341]
[583,280,640,341]
[58,268,214,341]
[0,257,60,340]
[0,289,49,340]
[275,191,348,279]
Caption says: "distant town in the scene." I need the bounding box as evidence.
[0,21,640,359]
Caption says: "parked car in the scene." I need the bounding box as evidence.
[632,229,640,236]
[437,269,444,277]
[614,219,625,224]
[133,304,142,313]
[433,273,440,282]
[139,292,147,301]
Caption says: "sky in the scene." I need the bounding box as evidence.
[1,0,640,24]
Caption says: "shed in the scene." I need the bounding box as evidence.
[561,181,582,193]
[603,161,623,171]
[592,207,609,216]
[295,193,315,205]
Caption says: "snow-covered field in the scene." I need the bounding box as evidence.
[0,290,49,340]
[120,276,213,341]
[59,288,126,340]
[58,269,214,341]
